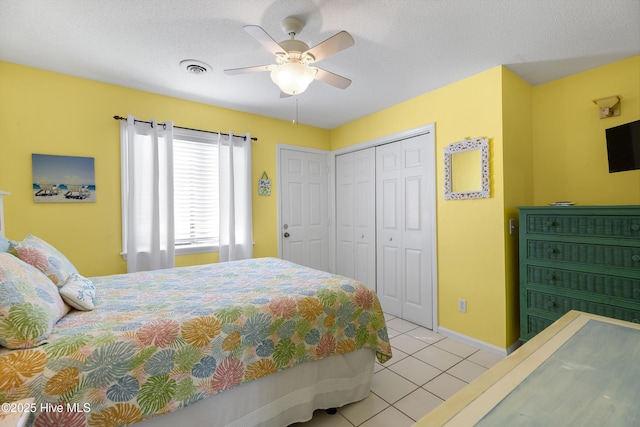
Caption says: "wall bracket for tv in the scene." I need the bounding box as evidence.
[593,95,621,119]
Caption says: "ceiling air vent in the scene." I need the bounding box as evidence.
[180,59,211,75]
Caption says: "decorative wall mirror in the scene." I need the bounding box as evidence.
[444,137,490,200]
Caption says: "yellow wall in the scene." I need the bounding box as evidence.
[532,56,640,205]
[2,55,638,351]
[0,61,330,276]
[331,56,639,349]
[331,67,510,348]
[501,68,533,345]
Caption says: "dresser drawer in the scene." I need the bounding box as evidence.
[526,240,640,272]
[524,289,640,323]
[525,265,640,301]
[524,214,640,239]
[521,313,555,339]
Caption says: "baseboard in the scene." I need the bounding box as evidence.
[436,327,521,357]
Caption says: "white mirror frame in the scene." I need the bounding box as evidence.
[444,137,490,200]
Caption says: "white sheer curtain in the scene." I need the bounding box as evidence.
[121,115,175,272]
[218,131,253,261]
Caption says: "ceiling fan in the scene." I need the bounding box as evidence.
[224,16,354,96]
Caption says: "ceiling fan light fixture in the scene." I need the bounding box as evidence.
[270,62,317,95]
[226,18,354,95]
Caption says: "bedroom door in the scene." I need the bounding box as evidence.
[279,148,329,272]
[335,148,376,289]
[376,134,434,328]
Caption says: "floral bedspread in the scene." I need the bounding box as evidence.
[0,257,392,426]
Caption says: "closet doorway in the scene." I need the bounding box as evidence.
[332,125,437,329]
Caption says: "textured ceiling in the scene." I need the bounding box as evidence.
[1,0,639,129]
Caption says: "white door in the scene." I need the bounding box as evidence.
[376,134,434,328]
[279,148,329,272]
[376,144,403,316]
[335,148,376,288]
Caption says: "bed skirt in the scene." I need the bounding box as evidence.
[134,348,375,427]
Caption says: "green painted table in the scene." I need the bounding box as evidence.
[415,311,640,426]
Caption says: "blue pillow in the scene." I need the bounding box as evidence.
[0,236,9,252]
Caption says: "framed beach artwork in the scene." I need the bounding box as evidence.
[32,154,96,203]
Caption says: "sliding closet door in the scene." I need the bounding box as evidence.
[376,143,403,316]
[376,135,433,328]
[401,135,434,327]
[336,153,356,279]
[335,148,376,289]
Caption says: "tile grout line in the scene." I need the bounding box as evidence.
[367,322,489,424]
[324,315,498,426]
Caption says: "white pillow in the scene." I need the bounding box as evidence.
[59,273,96,311]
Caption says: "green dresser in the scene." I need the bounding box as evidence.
[519,205,640,341]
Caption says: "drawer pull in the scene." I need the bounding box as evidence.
[632,224,640,231]
[547,275,556,284]
[546,220,557,227]
[633,255,640,262]
[547,248,558,255]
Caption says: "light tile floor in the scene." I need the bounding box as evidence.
[293,314,504,426]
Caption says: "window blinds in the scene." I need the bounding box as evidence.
[173,130,219,247]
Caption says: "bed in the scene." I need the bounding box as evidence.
[0,235,392,427]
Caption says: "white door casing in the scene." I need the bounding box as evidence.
[335,148,376,289]
[278,147,329,272]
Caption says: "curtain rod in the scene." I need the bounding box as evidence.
[113,116,257,141]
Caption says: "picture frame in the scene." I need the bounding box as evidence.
[444,137,490,200]
[32,154,96,203]
[258,171,271,196]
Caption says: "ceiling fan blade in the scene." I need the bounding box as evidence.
[224,65,271,75]
[315,68,352,89]
[305,31,354,62]
[243,25,285,55]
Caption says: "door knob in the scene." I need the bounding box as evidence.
[284,232,290,238]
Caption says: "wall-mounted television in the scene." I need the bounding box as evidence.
[606,119,640,173]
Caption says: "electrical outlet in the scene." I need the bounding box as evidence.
[458,298,467,313]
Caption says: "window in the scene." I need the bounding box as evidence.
[173,128,219,254]
[120,119,233,263]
